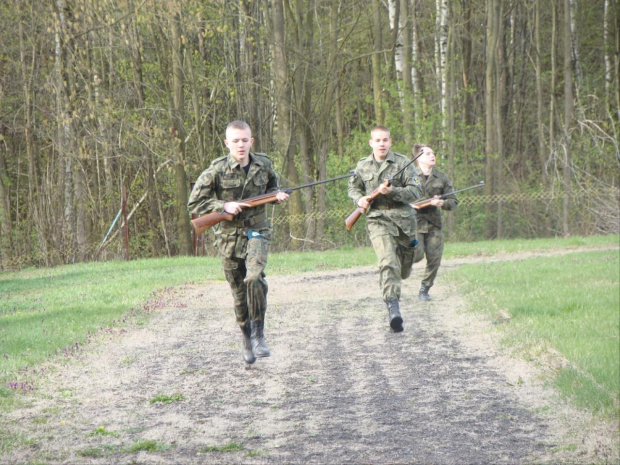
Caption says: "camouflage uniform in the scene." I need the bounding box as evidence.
[348,151,423,303]
[413,168,458,289]
[187,152,279,326]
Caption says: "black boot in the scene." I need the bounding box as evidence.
[240,322,256,364]
[419,285,431,301]
[251,320,270,357]
[387,300,404,332]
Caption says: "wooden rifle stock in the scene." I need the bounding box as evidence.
[345,179,390,231]
[191,190,288,235]
[412,181,485,210]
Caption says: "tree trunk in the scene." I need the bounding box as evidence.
[170,4,192,255]
[400,0,413,147]
[438,0,449,144]
[0,139,12,265]
[129,9,162,256]
[461,0,473,126]
[446,17,455,235]
[603,0,614,118]
[17,7,47,260]
[535,0,552,235]
[371,0,384,124]
[550,0,557,164]
[411,0,420,127]
[53,0,78,264]
[562,0,573,237]
[484,0,499,239]
[271,0,303,249]
[615,0,620,122]
[495,1,504,239]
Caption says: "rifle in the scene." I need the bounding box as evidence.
[412,181,485,209]
[345,151,423,231]
[191,172,354,235]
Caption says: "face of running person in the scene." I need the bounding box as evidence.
[369,129,392,161]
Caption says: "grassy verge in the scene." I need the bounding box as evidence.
[1,234,617,410]
[442,234,618,258]
[0,257,219,383]
[447,247,619,418]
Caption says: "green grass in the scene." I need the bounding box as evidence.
[149,393,185,404]
[0,256,217,383]
[448,247,619,417]
[126,439,168,453]
[442,234,618,258]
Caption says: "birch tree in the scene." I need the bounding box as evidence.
[562,0,574,237]
[438,0,449,140]
[400,0,414,146]
[371,0,385,124]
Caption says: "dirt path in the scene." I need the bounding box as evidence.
[3,250,618,464]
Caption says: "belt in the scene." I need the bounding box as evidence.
[226,211,267,228]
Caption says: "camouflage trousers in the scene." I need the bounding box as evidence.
[222,237,269,325]
[413,229,444,288]
[368,222,417,302]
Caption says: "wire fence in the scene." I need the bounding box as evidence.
[1,186,618,270]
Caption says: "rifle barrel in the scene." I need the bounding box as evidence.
[288,172,355,192]
[413,181,485,206]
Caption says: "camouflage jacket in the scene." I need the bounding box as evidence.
[348,151,423,237]
[187,152,279,257]
[415,167,458,233]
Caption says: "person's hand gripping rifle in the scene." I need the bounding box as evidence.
[192,172,354,236]
[345,151,423,231]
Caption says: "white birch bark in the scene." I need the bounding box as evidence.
[411,0,419,121]
[603,0,612,107]
[434,0,440,94]
[438,0,448,126]
[390,0,405,107]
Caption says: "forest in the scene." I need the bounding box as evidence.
[0,0,618,269]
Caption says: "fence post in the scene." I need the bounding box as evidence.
[122,186,130,261]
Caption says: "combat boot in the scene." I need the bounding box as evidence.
[251,320,270,357]
[419,285,432,301]
[240,322,256,364]
[386,300,404,332]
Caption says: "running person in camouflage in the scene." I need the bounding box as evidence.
[188,121,289,365]
[348,126,423,332]
[412,144,458,301]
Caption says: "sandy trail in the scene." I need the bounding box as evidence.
[2,249,618,464]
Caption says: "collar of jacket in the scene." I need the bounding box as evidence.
[417,166,438,179]
[366,150,398,164]
[226,152,266,170]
